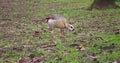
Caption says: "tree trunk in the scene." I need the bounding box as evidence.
[90,0,119,10]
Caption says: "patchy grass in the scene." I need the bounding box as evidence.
[0,0,120,63]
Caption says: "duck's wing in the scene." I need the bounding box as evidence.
[54,14,67,21]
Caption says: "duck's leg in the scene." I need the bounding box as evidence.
[49,26,53,42]
[60,29,66,42]
[49,26,56,39]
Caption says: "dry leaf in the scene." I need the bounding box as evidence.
[19,57,27,63]
[77,46,86,51]
[40,42,56,48]
[63,50,71,55]
[55,56,62,61]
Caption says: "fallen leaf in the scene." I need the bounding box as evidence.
[77,46,86,51]
[40,44,48,48]
[40,42,56,48]
[80,47,86,51]
[12,47,23,52]
[29,54,35,60]
[35,31,40,35]
[55,56,62,61]
[69,44,79,47]
[113,29,120,34]
[84,53,97,61]
[63,50,71,55]
[32,55,45,63]
[19,57,27,63]
[44,48,58,53]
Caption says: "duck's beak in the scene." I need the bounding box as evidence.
[72,29,77,35]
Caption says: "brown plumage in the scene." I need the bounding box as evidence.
[46,14,76,42]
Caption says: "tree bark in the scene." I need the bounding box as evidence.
[89,0,119,10]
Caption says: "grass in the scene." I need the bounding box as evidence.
[0,0,120,63]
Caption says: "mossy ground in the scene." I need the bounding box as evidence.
[0,0,120,63]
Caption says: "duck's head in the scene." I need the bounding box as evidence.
[66,24,77,35]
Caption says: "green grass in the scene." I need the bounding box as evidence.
[0,0,120,63]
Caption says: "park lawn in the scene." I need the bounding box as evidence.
[0,0,120,63]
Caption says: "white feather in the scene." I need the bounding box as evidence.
[48,19,55,25]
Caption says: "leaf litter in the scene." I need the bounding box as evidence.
[0,0,120,63]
